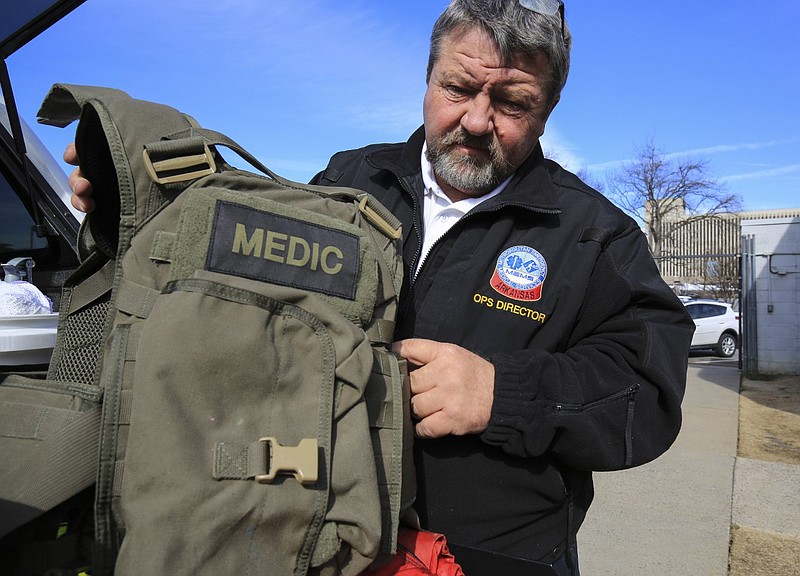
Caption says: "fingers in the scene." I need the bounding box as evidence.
[63,142,79,165]
[394,338,494,438]
[409,381,444,420]
[70,190,95,213]
[65,142,95,213]
[392,338,444,371]
[68,169,95,213]
[413,411,451,440]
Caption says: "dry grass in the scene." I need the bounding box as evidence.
[729,525,800,576]
[730,375,800,575]
[738,375,800,465]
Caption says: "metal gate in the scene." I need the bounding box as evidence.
[740,236,757,374]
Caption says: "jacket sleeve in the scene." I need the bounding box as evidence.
[481,225,695,472]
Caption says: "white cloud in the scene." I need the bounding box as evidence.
[585,158,628,172]
[585,136,800,174]
[540,127,584,171]
[721,164,800,182]
[341,93,424,137]
[665,137,800,160]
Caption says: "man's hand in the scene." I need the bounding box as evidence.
[393,339,494,439]
[64,143,95,213]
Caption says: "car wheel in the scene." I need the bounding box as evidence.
[716,333,737,358]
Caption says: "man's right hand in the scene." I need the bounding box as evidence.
[64,143,95,213]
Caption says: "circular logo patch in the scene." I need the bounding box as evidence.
[490,245,547,301]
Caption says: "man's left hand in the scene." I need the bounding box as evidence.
[392,339,494,439]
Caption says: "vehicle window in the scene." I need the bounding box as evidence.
[692,304,725,319]
[0,170,48,258]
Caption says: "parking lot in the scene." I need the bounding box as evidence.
[689,350,740,368]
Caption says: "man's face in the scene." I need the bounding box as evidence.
[423,25,558,201]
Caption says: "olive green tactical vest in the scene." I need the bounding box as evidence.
[0,84,414,576]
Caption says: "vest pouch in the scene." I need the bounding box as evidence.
[111,187,386,575]
[1,246,112,570]
[0,373,100,576]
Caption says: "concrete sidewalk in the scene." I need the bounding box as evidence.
[577,362,746,575]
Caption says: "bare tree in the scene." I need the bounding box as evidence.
[606,137,741,261]
[575,167,605,193]
[701,255,740,303]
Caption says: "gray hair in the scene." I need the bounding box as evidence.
[426,0,572,105]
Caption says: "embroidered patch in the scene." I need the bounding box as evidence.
[206,201,360,300]
[490,245,547,302]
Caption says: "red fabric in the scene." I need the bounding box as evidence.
[362,527,465,576]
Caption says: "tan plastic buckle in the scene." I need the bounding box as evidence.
[359,196,402,240]
[142,144,217,185]
[255,437,318,485]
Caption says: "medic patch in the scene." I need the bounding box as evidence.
[490,245,547,302]
[206,201,360,300]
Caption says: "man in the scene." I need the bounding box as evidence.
[67,1,694,574]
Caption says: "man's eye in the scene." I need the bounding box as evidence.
[444,85,468,97]
[499,100,525,115]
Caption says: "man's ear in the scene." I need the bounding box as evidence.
[545,94,561,122]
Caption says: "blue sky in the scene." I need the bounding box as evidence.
[7,0,800,212]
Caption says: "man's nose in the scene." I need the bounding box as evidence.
[460,94,494,136]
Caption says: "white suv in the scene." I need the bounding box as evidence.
[684,299,740,358]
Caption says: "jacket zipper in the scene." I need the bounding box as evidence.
[555,383,640,466]
[553,383,640,413]
[397,541,434,572]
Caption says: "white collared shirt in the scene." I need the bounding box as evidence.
[417,143,511,275]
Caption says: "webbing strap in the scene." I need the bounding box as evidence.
[364,350,410,554]
[141,127,285,187]
[193,128,287,184]
[366,319,395,346]
[0,404,101,538]
[150,231,176,263]
[355,194,403,296]
[66,258,115,315]
[151,129,405,250]
[366,396,395,428]
[0,401,82,440]
[212,441,279,481]
[213,438,319,485]
[115,278,160,319]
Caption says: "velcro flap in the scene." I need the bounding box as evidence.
[207,201,360,301]
[0,402,80,440]
[169,187,380,325]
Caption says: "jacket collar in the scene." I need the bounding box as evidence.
[366,126,562,215]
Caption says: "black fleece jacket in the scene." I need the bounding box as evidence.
[312,127,694,562]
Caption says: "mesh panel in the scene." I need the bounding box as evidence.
[50,299,110,385]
